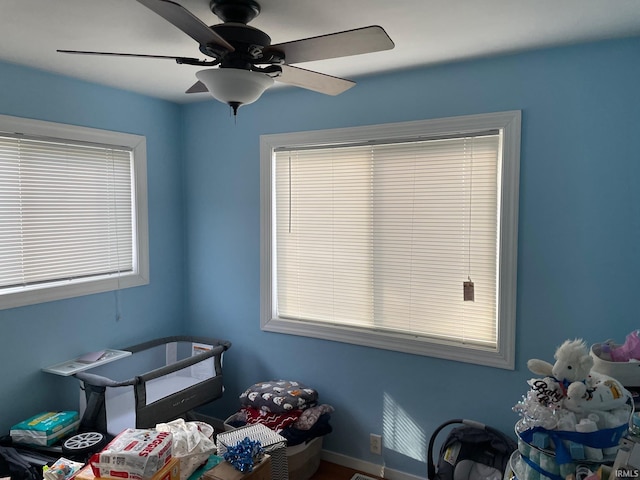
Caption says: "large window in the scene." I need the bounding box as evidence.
[0,114,149,310]
[260,111,520,369]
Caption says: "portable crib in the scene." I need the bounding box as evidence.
[74,336,231,436]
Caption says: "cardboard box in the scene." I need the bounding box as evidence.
[76,457,180,480]
[203,455,271,480]
[217,425,286,480]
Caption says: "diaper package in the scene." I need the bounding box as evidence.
[10,411,80,446]
[89,428,173,480]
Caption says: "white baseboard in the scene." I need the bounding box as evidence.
[320,449,424,480]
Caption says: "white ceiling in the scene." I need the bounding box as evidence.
[3,0,640,103]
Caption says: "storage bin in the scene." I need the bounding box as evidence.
[288,437,322,480]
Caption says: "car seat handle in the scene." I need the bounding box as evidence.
[427,419,464,480]
[427,418,499,480]
[462,419,486,430]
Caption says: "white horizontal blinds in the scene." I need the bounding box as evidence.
[371,136,499,346]
[275,146,374,327]
[274,133,500,348]
[0,134,134,290]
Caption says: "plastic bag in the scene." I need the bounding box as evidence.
[43,457,84,480]
[155,419,216,480]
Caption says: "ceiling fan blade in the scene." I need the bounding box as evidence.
[59,49,187,60]
[266,25,394,65]
[277,65,355,96]
[186,81,208,94]
[136,0,234,52]
[57,49,217,66]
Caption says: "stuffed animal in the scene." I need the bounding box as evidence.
[528,338,630,413]
[526,357,553,377]
[550,339,595,397]
[527,339,592,389]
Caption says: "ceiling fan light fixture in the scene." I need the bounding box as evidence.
[196,68,274,115]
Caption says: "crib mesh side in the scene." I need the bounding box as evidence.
[136,375,224,429]
[134,339,228,429]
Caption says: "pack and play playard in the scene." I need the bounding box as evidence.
[48,336,231,436]
[5,336,231,479]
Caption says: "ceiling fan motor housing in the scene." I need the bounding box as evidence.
[210,0,261,24]
[208,23,281,69]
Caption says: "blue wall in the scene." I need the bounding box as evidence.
[0,62,187,430]
[182,37,640,476]
[1,36,639,478]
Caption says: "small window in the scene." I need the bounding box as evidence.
[0,114,149,310]
[260,111,520,369]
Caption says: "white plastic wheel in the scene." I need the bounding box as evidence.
[62,431,106,455]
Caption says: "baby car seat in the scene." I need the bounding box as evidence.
[427,419,517,480]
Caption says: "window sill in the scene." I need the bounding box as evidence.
[262,315,515,370]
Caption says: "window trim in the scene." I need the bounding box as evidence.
[0,114,149,310]
[260,111,520,369]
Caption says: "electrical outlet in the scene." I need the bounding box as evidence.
[370,433,382,455]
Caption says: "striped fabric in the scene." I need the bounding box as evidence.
[243,407,301,432]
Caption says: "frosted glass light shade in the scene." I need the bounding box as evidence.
[196,68,274,111]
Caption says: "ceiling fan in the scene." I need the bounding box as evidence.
[58,0,395,115]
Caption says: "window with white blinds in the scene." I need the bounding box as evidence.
[261,111,520,369]
[0,114,149,310]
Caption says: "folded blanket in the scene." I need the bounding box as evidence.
[293,404,334,430]
[239,380,318,413]
[242,407,301,433]
[280,413,333,446]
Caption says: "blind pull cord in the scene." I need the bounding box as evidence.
[464,139,475,302]
[288,153,292,234]
[110,150,123,321]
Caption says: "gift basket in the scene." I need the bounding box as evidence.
[512,339,633,480]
